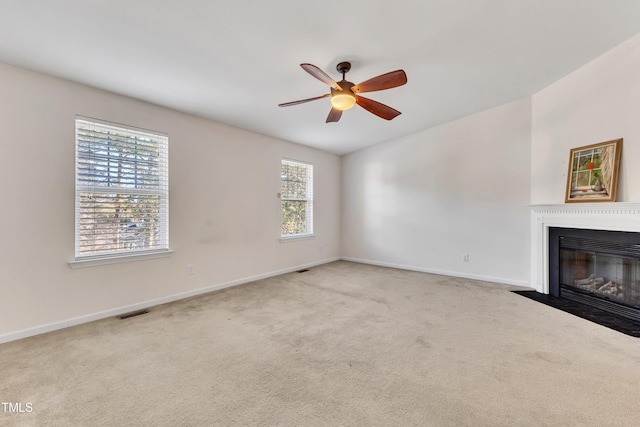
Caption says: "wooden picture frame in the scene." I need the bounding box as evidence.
[565,138,622,203]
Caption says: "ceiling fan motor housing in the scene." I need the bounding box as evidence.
[333,80,355,93]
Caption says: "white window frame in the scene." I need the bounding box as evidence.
[70,117,171,268]
[280,159,314,240]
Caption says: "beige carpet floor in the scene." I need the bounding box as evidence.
[1,261,640,426]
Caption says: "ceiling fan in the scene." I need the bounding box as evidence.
[278,61,407,123]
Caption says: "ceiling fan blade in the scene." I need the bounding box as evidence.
[351,70,407,94]
[355,95,401,120]
[278,93,330,107]
[326,107,343,123]
[300,63,342,91]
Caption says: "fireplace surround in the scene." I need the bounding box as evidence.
[530,203,640,292]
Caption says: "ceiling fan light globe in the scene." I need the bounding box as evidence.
[331,93,356,111]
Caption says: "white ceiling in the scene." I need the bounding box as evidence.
[1,1,640,155]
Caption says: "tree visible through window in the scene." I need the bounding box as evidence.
[75,117,169,258]
[281,159,313,237]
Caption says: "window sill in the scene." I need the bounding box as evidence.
[69,249,174,269]
[280,233,315,242]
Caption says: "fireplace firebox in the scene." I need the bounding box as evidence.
[549,227,640,322]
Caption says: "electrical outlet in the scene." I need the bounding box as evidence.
[462,254,470,262]
[187,264,195,275]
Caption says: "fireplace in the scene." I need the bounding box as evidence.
[528,203,640,335]
[549,227,640,322]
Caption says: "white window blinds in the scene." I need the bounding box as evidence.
[281,159,313,236]
[75,117,169,259]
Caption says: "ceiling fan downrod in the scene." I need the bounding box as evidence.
[336,61,351,81]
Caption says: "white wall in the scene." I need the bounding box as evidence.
[0,63,341,339]
[531,32,640,204]
[341,98,532,285]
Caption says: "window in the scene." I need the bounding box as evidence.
[281,159,313,237]
[74,117,169,261]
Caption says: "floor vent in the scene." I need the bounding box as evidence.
[119,310,149,320]
[297,269,309,273]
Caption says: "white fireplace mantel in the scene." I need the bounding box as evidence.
[530,203,640,293]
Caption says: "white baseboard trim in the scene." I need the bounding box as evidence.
[0,257,340,345]
[340,257,533,288]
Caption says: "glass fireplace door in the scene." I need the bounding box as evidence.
[560,247,640,308]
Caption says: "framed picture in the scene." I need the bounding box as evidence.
[565,138,622,203]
